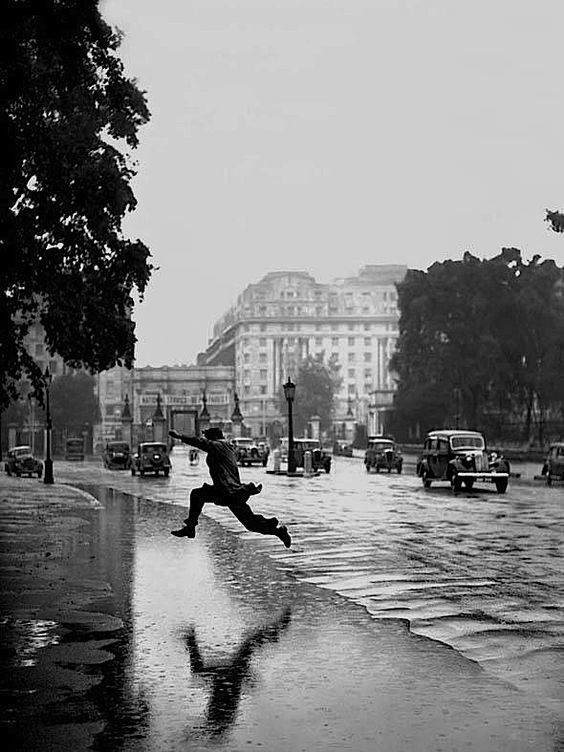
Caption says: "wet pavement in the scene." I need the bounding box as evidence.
[1,459,563,750]
[52,450,564,704]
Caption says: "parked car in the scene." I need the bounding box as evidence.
[131,442,171,477]
[65,437,85,461]
[541,442,564,486]
[364,436,403,473]
[103,441,131,470]
[292,439,332,473]
[416,429,510,493]
[232,437,269,467]
[4,445,43,478]
[333,440,354,457]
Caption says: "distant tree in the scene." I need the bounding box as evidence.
[0,0,153,409]
[279,354,342,437]
[546,209,564,233]
[352,423,368,449]
[390,250,564,443]
[50,372,99,435]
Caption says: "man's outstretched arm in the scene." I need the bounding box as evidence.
[169,429,211,452]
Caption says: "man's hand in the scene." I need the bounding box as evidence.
[169,429,182,440]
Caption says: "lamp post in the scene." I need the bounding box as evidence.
[43,367,54,484]
[283,378,296,474]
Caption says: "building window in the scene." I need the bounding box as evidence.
[287,323,294,331]
[260,323,267,331]
[348,368,355,378]
[35,343,44,356]
[348,383,356,393]
[260,385,267,395]
[364,337,371,346]
[260,369,267,380]
[332,337,339,346]
[348,352,355,363]
[364,323,370,331]
[243,353,250,363]
[348,323,355,331]
[243,369,250,381]
[259,338,266,347]
[259,353,267,363]
[364,352,372,362]
[315,337,322,346]
[364,368,372,378]
[244,385,251,395]
[348,337,355,346]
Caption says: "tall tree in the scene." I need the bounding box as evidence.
[50,371,99,435]
[279,353,342,437]
[0,0,153,408]
[390,250,564,443]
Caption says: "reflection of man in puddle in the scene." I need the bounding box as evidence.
[185,608,292,739]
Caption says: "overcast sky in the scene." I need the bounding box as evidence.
[101,0,564,367]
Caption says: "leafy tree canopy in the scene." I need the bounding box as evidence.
[390,250,564,442]
[546,209,564,233]
[0,0,153,409]
[50,371,99,432]
[279,353,342,437]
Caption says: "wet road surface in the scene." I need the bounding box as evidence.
[1,469,562,751]
[54,451,564,708]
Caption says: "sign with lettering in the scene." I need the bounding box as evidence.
[139,393,229,407]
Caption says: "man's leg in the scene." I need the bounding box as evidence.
[228,502,291,547]
[172,485,214,537]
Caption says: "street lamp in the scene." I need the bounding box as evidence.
[43,367,54,484]
[283,378,296,474]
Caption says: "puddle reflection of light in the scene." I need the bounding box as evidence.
[1,617,60,666]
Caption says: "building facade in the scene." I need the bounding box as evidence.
[199,266,407,438]
[94,364,237,451]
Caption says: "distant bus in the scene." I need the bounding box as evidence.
[65,437,85,461]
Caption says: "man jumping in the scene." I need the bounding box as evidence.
[168,427,291,548]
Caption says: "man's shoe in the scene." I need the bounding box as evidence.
[277,525,291,548]
[171,524,196,538]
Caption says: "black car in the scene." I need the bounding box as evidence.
[416,429,510,493]
[364,436,402,473]
[103,441,131,470]
[131,442,172,477]
[292,439,332,473]
[5,445,43,478]
[541,442,564,486]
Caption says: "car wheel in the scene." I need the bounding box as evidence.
[450,473,462,492]
[422,470,432,488]
[495,478,508,494]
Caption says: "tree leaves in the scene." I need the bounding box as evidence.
[0,0,153,408]
[391,251,564,442]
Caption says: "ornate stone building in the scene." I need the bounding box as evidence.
[199,265,407,438]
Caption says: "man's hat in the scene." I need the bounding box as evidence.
[203,426,223,440]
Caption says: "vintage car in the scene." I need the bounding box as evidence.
[103,441,131,470]
[4,445,43,478]
[232,437,269,467]
[65,437,85,461]
[131,442,171,477]
[333,440,354,457]
[541,442,564,486]
[364,436,403,473]
[292,439,332,473]
[416,429,510,493]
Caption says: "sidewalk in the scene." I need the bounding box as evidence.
[0,476,561,751]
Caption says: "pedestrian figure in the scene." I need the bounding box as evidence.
[184,607,292,739]
[169,427,291,547]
